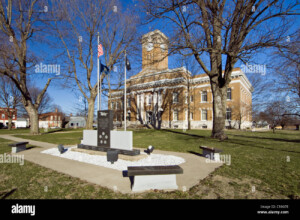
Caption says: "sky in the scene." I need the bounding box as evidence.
[25,0,300,116]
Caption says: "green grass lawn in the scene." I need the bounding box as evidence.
[0,128,31,134]
[0,127,85,135]
[1,129,300,199]
[15,131,83,145]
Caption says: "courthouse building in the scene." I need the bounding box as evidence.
[109,30,253,129]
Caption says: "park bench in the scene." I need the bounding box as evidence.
[127,165,183,192]
[9,142,29,153]
[199,146,222,160]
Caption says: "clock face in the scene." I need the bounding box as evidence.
[160,44,166,51]
[146,43,153,51]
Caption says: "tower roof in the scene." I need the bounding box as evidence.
[141,29,168,44]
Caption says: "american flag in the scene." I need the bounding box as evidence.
[98,44,103,57]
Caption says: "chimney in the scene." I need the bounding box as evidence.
[55,108,58,113]
[70,113,73,117]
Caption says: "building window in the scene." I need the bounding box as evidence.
[147,95,152,105]
[58,116,61,121]
[137,95,141,108]
[227,88,232,100]
[226,108,232,120]
[50,115,53,121]
[13,115,15,119]
[201,109,207,121]
[190,95,193,102]
[201,91,207,102]
[116,102,119,110]
[158,93,162,106]
[173,110,178,121]
[1,114,5,119]
[190,112,193,120]
[127,98,131,108]
[173,92,178,103]
[185,93,188,104]
[127,112,131,121]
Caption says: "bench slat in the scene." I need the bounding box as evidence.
[9,142,29,147]
[199,146,222,153]
[127,165,183,176]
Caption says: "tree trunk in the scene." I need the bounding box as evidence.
[211,83,228,140]
[86,98,95,130]
[25,104,39,135]
[7,116,12,130]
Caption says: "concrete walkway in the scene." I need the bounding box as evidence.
[0,134,223,194]
[0,134,57,148]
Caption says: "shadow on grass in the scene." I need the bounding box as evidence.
[188,151,204,157]
[0,188,17,199]
[224,138,300,154]
[161,129,206,139]
[42,129,63,135]
[230,134,300,143]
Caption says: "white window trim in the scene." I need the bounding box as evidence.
[227,88,232,101]
[148,94,152,106]
[173,109,178,121]
[201,109,208,121]
[185,92,188,104]
[226,108,232,121]
[127,98,131,108]
[190,95,193,103]
[173,92,179,104]
[200,91,208,103]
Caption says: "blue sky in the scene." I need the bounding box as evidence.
[28,0,299,115]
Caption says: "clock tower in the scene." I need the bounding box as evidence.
[141,30,168,71]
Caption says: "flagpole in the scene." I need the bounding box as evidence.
[97,32,100,111]
[124,50,127,132]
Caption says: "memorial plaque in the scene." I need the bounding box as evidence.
[97,110,114,148]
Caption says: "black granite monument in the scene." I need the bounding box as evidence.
[78,109,140,156]
[97,110,114,148]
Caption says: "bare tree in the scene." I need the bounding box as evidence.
[261,101,288,133]
[271,29,300,117]
[0,75,22,129]
[0,0,57,134]
[142,0,299,140]
[52,0,138,129]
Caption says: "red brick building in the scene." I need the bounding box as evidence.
[0,107,17,128]
[39,108,63,128]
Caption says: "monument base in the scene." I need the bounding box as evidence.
[131,174,178,192]
[77,144,140,156]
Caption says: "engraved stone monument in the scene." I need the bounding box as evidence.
[97,110,114,148]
